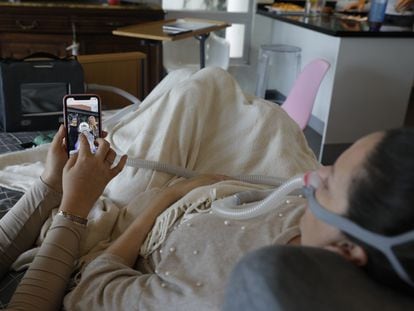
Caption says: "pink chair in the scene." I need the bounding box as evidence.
[281,59,330,130]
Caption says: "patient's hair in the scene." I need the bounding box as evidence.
[345,127,414,293]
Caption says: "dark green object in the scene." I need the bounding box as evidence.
[33,131,56,146]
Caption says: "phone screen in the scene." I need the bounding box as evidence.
[63,95,101,155]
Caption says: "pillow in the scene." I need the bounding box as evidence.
[223,245,414,311]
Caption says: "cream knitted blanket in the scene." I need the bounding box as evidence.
[0,67,318,269]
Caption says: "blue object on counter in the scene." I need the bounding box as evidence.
[368,0,388,29]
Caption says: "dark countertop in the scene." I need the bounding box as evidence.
[0,0,162,10]
[257,7,414,37]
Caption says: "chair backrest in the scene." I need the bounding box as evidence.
[163,32,230,72]
[78,52,146,110]
[281,59,330,130]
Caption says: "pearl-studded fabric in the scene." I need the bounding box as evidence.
[65,189,306,311]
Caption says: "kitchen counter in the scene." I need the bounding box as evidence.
[257,7,414,37]
[0,0,161,10]
[255,9,414,164]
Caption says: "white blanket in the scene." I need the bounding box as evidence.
[0,67,318,268]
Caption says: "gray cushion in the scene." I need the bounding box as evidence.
[223,246,414,311]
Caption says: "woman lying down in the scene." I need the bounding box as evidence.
[1,68,413,310]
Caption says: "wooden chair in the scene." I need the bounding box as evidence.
[77,52,147,110]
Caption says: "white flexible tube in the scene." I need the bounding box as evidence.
[126,157,199,178]
[211,174,305,220]
[124,157,287,186]
[116,155,308,220]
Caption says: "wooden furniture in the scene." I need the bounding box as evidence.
[78,52,146,110]
[0,2,164,93]
[113,18,231,72]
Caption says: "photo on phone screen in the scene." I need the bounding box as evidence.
[63,95,101,155]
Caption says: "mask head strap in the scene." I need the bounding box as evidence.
[303,186,414,287]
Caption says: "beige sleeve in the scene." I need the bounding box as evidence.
[64,253,148,311]
[0,178,62,279]
[7,215,86,311]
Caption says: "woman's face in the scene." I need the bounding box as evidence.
[88,116,96,125]
[300,132,384,247]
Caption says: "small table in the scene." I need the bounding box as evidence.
[113,18,230,71]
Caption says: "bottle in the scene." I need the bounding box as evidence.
[368,0,389,31]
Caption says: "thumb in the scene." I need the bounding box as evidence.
[78,133,92,158]
[51,124,65,149]
[65,152,78,172]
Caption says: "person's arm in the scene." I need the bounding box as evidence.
[0,125,67,280]
[7,133,127,311]
[396,0,414,11]
[105,174,229,267]
[343,0,367,11]
[0,179,62,280]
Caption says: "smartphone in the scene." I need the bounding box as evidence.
[63,94,102,155]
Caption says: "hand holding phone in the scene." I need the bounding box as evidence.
[63,94,102,155]
[60,135,127,217]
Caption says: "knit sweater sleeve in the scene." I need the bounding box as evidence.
[63,253,150,311]
[7,215,86,311]
[0,178,87,310]
[0,178,62,279]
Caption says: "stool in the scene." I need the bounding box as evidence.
[255,44,301,104]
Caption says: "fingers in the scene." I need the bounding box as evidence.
[62,137,68,152]
[77,133,92,158]
[65,152,78,170]
[396,0,410,11]
[51,124,65,149]
[343,3,356,10]
[111,154,128,177]
[95,138,111,161]
[395,0,404,10]
[105,149,117,165]
[357,0,365,10]
[65,132,126,180]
